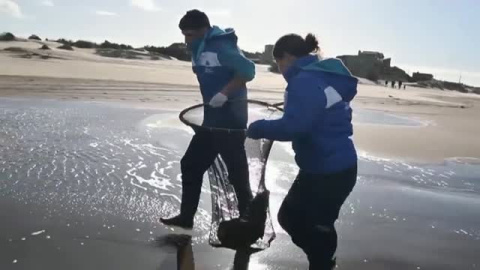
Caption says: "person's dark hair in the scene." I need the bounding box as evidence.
[273,33,320,59]
[179,9,211,31]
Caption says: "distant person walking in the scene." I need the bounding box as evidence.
[391,81,396,88]
[248,34,357,270]
[398,81,403,89]
[385,80,389,87]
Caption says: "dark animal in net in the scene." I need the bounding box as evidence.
[179,100,283,250]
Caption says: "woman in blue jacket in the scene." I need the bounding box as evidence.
[247,34,358,270]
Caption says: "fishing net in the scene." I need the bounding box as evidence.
[179,100,283,251]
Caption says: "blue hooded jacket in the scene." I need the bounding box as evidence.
[248,55,358,174]
[190,26,255,129]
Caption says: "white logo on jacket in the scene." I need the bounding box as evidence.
[324,86,343,109]
[283,86,343,109]
[197,52,221,67]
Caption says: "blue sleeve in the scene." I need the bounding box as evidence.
[217,44,256,82]
[249,79,325,141]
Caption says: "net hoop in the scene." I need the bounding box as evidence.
[179,99,281,133]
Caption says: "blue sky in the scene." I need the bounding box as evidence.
[1,0,480,86]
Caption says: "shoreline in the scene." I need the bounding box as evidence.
[1,52,480,163]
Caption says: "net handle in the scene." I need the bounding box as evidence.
[179,99,282,133]
[272,102,284,112]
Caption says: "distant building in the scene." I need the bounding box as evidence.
[261,45,274,64]
[337,50,409,82]
[358,50,385,60]
[337,50,391,81]
[412,72,434,82]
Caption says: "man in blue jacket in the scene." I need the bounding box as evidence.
[161,10,255,229]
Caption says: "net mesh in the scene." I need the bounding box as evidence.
[180,101,283,250]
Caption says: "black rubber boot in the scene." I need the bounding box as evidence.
[309,257,337,270]
[160,215,194,230]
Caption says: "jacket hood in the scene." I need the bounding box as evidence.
[192,26,237,61]
[285,55,358,102]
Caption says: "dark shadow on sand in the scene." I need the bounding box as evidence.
[156,234,255,270]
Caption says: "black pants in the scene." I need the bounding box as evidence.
[278,165,357,270]
[180,131,253,220]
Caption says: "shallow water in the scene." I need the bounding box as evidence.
[353,108,426,126]
[0,98,479,269]
[0,99,190,225]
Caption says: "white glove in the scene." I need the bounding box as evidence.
[209,93,228,108]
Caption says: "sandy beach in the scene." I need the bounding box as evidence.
[1,40,480,269]
[2,40,480,162]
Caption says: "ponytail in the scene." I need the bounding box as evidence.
[273,33,320,59]
[304,33,320,54]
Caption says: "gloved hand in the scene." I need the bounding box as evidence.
[247,120,265,139]
[209,93,228,108]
